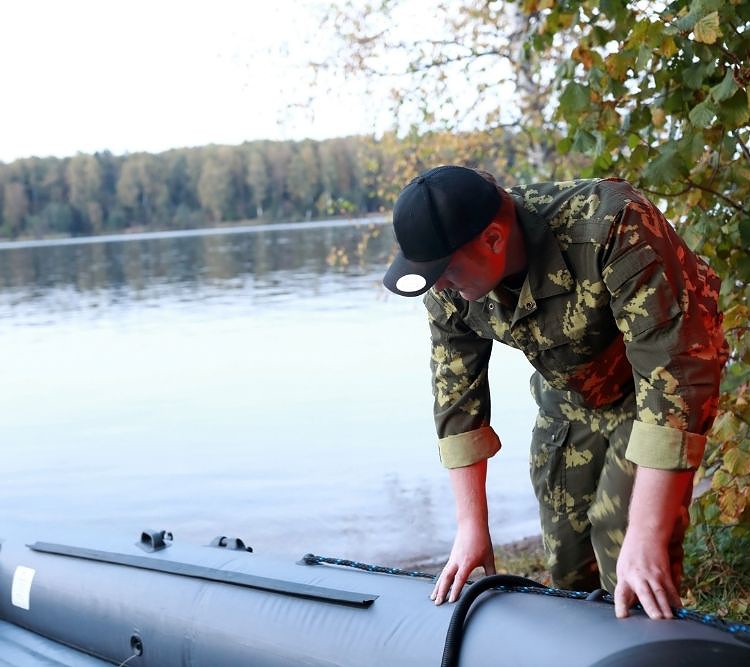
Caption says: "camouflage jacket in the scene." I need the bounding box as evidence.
[425,178,726,470]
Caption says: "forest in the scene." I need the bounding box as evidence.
[0,130,534,239]
[0,137,374,238]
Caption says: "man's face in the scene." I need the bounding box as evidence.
[433,233,507,301]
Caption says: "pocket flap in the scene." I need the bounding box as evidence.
[532,417,570,448]
[603,243,659,294]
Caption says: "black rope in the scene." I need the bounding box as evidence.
[300,553,436,579]
[300,553,750,643]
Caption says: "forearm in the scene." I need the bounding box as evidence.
[626,465,693,543]
[432,459,494,604]
[449,459,489,526]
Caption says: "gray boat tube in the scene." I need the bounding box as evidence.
[0,529,748,666]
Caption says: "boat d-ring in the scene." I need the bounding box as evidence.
[137,529,173,553]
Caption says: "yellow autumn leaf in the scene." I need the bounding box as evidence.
[723,303,750,331]
[651,108,666,127]
[719,486,747,523]
[724,447,750,476]
[661,36,678,58]
[712,468,733,490]
[693,11,722,44]
[686,188,702,207]
[558,12,575,29]
[711,411,740,441]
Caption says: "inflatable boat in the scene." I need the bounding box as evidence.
[0,528,748,666]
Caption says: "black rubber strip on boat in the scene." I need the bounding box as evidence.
[442,574,548,667]
[27,542,378,608]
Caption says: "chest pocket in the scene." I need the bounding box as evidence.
[511,308,584,359]
[516,283,618,360]
[465,300,514,344]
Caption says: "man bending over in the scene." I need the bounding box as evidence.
[382,165,726,619]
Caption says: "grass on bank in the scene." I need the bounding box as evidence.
[494,529,750,623]
[682,521,750,622]
[493,536,551,583]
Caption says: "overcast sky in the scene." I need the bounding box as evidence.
[0,0,391,163]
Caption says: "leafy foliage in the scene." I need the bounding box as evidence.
[527,0,750,555]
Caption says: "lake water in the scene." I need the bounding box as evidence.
[0,218,540,566]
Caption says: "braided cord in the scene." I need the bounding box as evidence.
[301,553,435,579]
[300,553,750,642]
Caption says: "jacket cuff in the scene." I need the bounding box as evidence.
[437,426,502,469]
[625,420,706,470]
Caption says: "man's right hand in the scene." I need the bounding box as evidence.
[431,458,495,605]
[431,520,496,604]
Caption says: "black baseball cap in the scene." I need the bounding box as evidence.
[383,165,501,297]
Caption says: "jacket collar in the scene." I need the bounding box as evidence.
[487,192,574,323]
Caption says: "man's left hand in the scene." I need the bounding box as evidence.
[614,531,681,619]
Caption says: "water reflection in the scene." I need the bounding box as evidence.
[0,223,399,337]
[1,220,392,306]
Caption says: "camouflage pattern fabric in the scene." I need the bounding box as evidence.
[424,178,727,590]
[529,373,691,591]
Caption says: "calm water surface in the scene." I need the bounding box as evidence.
[0,219,539,565]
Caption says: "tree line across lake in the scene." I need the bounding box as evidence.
[0,130,534,240]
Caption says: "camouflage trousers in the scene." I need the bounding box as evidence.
[528,372,692,593]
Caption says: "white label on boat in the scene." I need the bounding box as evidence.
[11,566,36,610]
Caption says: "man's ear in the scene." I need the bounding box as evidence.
[481,222,505,254]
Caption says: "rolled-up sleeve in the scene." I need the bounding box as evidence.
[424,289,501,469]
[438,427,501,468]
[601,198,726,470]
[626,421,706,469]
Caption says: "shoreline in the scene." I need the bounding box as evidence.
[0,213,390,250]
[398,534,547,580]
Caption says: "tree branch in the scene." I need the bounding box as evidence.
[686,178,750,215]
[401,48,511,74]
[642,180,749,215]
[734,131,750,165]
[640,185,694,198]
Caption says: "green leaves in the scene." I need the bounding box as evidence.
[682,63,707,90]
[686,69,747,129]
[599,0,627,24]
[642,145,688,187]
[690,99,718,128]
[672,0,723,33]
[717,90,750,129]
[557,136,574,154]
[558,81,591,118]
[711,70,739,103]
[740,218,750,248]
[571,128,596,153]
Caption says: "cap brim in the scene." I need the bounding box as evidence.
[382,252,451,297]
